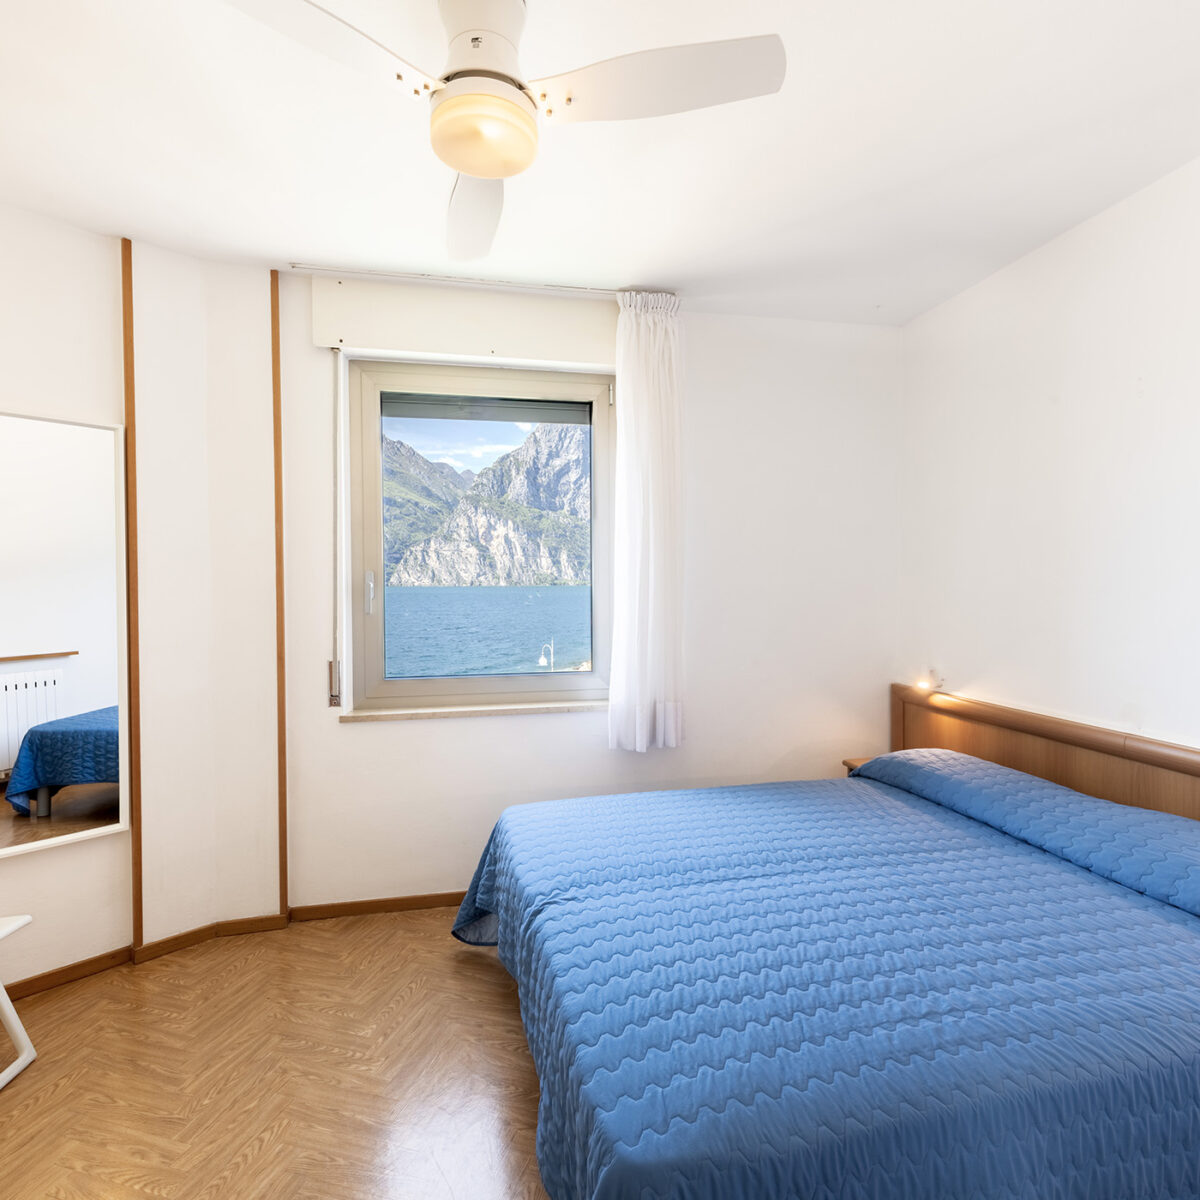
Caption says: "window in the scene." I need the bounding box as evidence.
[349,361,612,711]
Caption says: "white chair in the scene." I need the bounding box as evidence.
[0,915,36,1089]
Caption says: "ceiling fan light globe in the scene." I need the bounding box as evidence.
[431,91,538,179]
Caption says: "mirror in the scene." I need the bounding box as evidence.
[0,412,126,854]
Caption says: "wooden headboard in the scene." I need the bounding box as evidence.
[891,683,1200,822]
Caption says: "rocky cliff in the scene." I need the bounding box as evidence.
[385,424,591,587]
[381,437,468,576]
[469,422,590,520]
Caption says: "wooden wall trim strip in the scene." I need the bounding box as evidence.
[891,683,1200,778]
[8,947,133,1001]
[289,892,467,923]
[270,269,289,918]
[121,237,144,951]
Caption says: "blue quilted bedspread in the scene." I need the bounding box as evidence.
[454,749,1200,1200]
[5,706,119,815]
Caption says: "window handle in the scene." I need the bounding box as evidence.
[365,570,375,615]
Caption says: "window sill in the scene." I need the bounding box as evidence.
[338,699,608,723]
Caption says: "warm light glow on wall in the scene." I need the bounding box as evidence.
[431,91,538,179]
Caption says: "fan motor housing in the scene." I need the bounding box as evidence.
[438,0,526,81]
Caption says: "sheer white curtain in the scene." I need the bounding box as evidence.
[608,291,684,752]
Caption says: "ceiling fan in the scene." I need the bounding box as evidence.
[225,0,786,260]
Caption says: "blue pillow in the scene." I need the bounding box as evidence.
[854,748,1200,918]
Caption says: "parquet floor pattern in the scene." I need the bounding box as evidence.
[0,909,548,1200]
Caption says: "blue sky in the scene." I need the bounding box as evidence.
[383,417,531,474]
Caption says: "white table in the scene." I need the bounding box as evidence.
[0,915,36,1089]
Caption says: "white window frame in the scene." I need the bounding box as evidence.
[348,359,613,713]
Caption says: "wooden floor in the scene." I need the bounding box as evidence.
[0,909,548,1200]
[0,784,119,849]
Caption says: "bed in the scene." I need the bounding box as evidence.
[454,686,1200,1200]
[5,705,119,817]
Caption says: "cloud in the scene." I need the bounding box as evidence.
[516,422,534,432]
[434,457,466,471]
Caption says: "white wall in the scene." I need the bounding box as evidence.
[282,275,903,906]
[0,415,120,716]
[133,243,280,941]
[0,203,131,982]
[901,156,1200,745]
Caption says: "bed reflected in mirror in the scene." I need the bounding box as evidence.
[0,412,126,854]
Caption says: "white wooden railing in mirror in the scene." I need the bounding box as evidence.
[0,411,128,856]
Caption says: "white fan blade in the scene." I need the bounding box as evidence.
[447,175,504,260]
[222,0,440,96]
[531,34,785,123]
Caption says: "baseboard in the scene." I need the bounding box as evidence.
[8,946,133,1000]
[10,898,453,997]
[289,891,466,922]
[133,912,289,964]
[218,913,290,937]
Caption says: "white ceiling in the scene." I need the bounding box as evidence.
[4,1,1200,323]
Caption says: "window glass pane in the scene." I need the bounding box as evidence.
[380,401,593,680]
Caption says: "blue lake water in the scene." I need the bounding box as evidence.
[384,585,593,679]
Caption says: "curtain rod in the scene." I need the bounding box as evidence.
[287,263,624,301]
